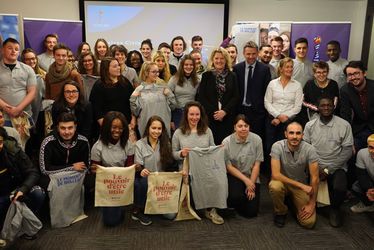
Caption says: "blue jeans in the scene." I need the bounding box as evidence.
[134,176,148,208]
[171,108,184,130]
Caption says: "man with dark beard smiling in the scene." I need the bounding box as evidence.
[268,121,319,229]
[304,96,353,227]
[340,61,374,153]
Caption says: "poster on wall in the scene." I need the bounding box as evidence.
[0,14,20,43]
[290,22,351,62]
[23,18,83,55]
[259,22,292,56]
[231,22,259,62]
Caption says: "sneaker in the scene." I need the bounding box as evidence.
[329,209,343,228]
[350,202,374,213]
[273,214,287,228]
[205,208,224,225]
[131,212,152,226]
[0,239,6,247]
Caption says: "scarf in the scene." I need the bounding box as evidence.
[213,69,228,102]
[47,62,73,83]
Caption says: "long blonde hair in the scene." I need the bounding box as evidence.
[152,51,171,82]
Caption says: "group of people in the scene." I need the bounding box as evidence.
[0,31,373,241]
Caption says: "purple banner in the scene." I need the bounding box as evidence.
[290,23,351,62]
[23,18,82,55]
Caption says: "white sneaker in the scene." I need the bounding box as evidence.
[350,202,374,213]
[205,208,224,225]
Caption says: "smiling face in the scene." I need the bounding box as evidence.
[148,120,162,141]
[96,41,107,57]
[23,51,37,69]
[259,46,273,64]
[285,123,303,150]
[280,61,293,78]
[226,46,237,63]
[192,40,203,51]
[114,51,126,66]
[172,39,184,56]
[54,48,68,66]
[326,44,340,62]
[130,53,141,69]
[314,67,328,84]
[271,40,283,57]
[317,98,334,118]
[146,64,159,82]
[346,67,366,88]
[83,54,94,72]
[63,84,79,107]
[57,121,76,142]
[45,36,57,52]
[281,34,290,52]
[368,141,374,159]
[141,44,152,59]
[294,42,308,59]
[234,119,250,139]
[160,47,171,61]
[155,57,165,71]
[183,59,194,76]
[111,118,124,141]
[187,106,201,128]
[212,51,226,71]
[81,44,90,54]
[2,41,20,64]
[243,47,258,65]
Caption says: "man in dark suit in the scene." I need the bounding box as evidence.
[341,61,374,152]
[233,41,271,140]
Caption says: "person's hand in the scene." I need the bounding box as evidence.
[271,118,280,126]
[246,188,256,200]
[163,88,170,96]
[140,168,150,177]
[73,162,87,172]
[299,202,315,220]
[132,91,141,97]
[180,148,190,158]
[90,164,98,173]
[13,191,24,202]
[367,188,374,201]
[213,110,226,121]
[244,179,255,193]
[7,106,22,118]
[301,184,313,196]
[277,114,289,123]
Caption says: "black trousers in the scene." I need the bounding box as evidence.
[227,174,260,218]
[327,169,347,209]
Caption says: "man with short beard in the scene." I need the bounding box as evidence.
[37,34,58,71]
[326,40,348,89]
[258,44,277,79]
[340,61,374,152]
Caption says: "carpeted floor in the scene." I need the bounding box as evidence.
[6,182,374,250]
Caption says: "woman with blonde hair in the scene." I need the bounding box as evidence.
[197,47,239,145]
[131,62,176,137]
[152,51,171,83]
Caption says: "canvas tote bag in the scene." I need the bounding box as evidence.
[145,172,182,214]
[95,165,135,207]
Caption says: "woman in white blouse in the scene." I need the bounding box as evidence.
[264,57,303,156]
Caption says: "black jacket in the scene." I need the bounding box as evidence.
[1,138,40,194]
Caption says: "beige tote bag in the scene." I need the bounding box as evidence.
[95,165,135,207]
[145,172,182,214]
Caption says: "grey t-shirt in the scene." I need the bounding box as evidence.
[172,128,215,168]
[271,139,318,184]
[304,115,353,173]
[37,52,54,71]
[188,146,228,209]
[0,61,37,118]
[81,74,99,102]
[130,83,176,137]
[168,76,199,109]
[91,139,134,167]
[222,132,263,183]
[122,66,140,87]
[356,148,374,181]
[292,58,313,87]
[134,137,161,172]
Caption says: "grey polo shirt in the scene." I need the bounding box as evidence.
[271,139,318,184]
[356,148,374,181]
[0,60,37,119]
[222,132,263,183]
[122,66,140,87]
[91,139,134,167]
[168,75,198,109]
[304,115,353,173]
[134,137,161,172]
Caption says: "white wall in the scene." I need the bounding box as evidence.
[0,0,368,60]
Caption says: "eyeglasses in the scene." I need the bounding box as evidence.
[347,71,362,78]
[64,90,79,95]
